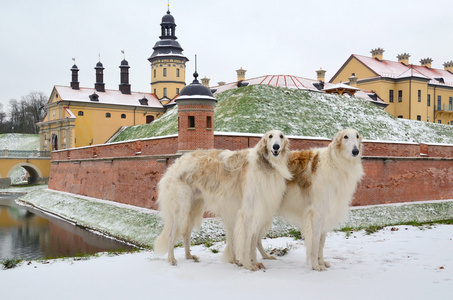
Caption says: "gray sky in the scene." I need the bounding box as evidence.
[1,0,452,111]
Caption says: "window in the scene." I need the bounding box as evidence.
[389,90,394,103]
[438,120,442,124]
[398,90,403,102]
[418,90,421,102]
[154,69,156,78]
[428,94,431,106]
[438,95,442,110]
[163,88,167,97]
[188,116,195,128]
[417,115,421,121]
[106,113,111,118]
[176,88,180,95]
[207,116,212,129]
[146,115,154,124]
[78,111,84,116]
[176,68,180,77]
[121,114,126,119]
[449,97,453,110]
[398,115,403,118]
[163,68,167,77]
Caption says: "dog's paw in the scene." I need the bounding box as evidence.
[255,262,266,269]
[245,265,260,271]
[168,257,178,266]
[186,254,199,262]
[322,260,330,268]
[263,254,277,260]
[312,264,327,271]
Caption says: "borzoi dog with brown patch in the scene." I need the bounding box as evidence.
[257,128,364,271]
[154,130,291,270]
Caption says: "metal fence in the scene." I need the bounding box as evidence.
[1,150,51,158]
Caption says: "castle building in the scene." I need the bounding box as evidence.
[330,48,453,124]
[37,8,188,151]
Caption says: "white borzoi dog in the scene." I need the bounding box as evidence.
[257,128,364,271]
[154,130,292,270]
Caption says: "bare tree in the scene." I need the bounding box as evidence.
[7,91,47,134]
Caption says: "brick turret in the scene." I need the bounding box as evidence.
[176,71,217,152]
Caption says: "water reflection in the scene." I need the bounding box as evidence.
[0,194,133,260]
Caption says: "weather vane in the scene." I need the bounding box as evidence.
[121,49,125,59]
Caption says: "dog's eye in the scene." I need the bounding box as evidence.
[280,134,283,139]
[269,134,273,139]
[344,135,349,139]
[356,134,359,139]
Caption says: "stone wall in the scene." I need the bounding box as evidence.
[48,133,453,210]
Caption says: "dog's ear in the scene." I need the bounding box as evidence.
[332,130,345,150]
[256,133,269,157]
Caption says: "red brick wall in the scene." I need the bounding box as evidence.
[49,134,453,209]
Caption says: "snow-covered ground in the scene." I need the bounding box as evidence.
[2,225,452,299]
[0,186,452,299]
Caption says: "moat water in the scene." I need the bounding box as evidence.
[0,194,133,260]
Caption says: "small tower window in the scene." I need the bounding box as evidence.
[176,68,180,77]
[78,111,84,116]
[154,69,156,78]
[121,114,126,119]
[207,116,212,129]
[188,116,195,128]
[163,68,167,77]
[106,113,111,118]
[176,88,180,95]
[163,88,167,97]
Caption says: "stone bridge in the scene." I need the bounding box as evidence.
[0,149,51,188]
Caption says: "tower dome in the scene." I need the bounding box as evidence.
[178,72,215,100]
[161,10,175,24]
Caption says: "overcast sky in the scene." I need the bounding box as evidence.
[1,0,452,110]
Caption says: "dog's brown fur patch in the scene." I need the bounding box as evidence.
[287,150,318,190]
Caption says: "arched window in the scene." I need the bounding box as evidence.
[121,114,126,119]
[106,113,111,118]
[78,111,84,116]
[146,115,154,124]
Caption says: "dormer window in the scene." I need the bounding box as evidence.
[139,97,149,105]
[89,93,99,102]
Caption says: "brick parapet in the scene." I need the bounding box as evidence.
[49,134,453,209]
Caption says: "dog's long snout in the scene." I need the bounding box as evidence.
[272,143,281,156]
[352,146,359,157]
[273,144,280,151]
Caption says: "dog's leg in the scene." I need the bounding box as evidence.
[251,234,266,270]
[318,232,330,268]
[310,215,326,271]
[167,221,178,266]
[183,230,198,262]
[257,239,277,260]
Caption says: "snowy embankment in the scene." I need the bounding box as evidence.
[11,186,453,248]
[2,186,453,299]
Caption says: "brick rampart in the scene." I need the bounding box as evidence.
[48,134,453,209]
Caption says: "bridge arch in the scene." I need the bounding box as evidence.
[6,162,44,184]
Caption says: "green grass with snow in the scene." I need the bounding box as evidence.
[112,85,453,144]
[10,186,453,248]
[0,133,39,150]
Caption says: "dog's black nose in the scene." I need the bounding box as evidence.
[352,147,359,157]
[273,144,280,151]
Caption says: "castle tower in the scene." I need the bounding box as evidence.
[176,71,217,152]
[148,8,188,104]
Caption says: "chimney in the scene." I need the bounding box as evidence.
[201,76,210,87]
[443,61,453,73]
[119,59,131,94]
[236,67,246,81]
[420,58,433,68]
[94,61,105,92]
[217,81,226,86]
[370,48,385,60]
[348,73,358,87]
[397,53,410,65]
[70,64,80,90]
[316,68,326,82]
